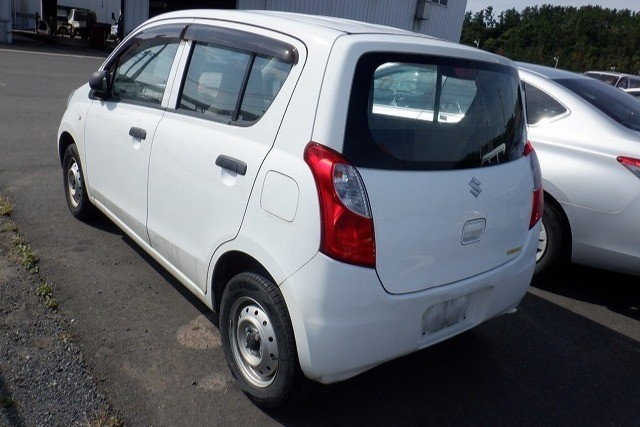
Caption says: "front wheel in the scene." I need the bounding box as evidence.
[535,201,569,276]
[220,272,307,408]
[63,144,96,221]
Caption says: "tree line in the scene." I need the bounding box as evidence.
[461,4,640,75]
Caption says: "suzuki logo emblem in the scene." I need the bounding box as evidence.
[469,177,482,197]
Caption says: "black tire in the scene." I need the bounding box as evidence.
[220,272,307,408]
[535,201,569,276]
[62,144,96,221]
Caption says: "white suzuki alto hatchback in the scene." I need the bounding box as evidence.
[58,10,542,407]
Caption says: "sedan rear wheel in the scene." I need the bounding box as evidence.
[534,201,568,276]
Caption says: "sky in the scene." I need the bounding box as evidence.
[466,0,640,14]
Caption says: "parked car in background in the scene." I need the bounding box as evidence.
[584,70,640,89]
[58,10,541,408]
[624,88,640,99]
[519,63,640,276]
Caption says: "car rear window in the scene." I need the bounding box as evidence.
[556,77,640,132]
[343,53,526,170]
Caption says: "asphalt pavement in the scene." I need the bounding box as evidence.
[0,43,639,426]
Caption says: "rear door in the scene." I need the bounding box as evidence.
[146,24,302,291]
[342,53,533,294]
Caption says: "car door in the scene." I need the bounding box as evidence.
[146,24,300,292]
[84,24,183,241]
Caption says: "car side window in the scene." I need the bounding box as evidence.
[179,43,251,119]
[524,82,567,125]
[178,39,293,125]
[616,77,629,89]
[110,37,179,105]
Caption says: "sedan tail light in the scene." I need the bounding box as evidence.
[304,142,376,268]
[524,141,543,228]
[617,156,640,180]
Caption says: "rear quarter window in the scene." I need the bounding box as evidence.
[523,82,568,125]
[343,53,526,170]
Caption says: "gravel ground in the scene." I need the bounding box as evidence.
[0,208,120,426]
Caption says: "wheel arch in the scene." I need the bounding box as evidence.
[58,131,75,166]
[211,250,275,313]
[543,190,573,255]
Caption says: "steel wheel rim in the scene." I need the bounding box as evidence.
[228,296,279,388]
[67,159,82,208]
[537,222,547,262]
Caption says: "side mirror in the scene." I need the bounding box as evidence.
[89,70,109,99]
[111,12,116,21]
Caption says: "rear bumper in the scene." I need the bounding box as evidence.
[280,224,539,384]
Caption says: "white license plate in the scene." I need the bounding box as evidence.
[421,295,468,334]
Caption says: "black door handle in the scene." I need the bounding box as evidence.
[215,155,247,176]
[129,127,147,140]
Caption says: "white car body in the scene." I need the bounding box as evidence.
[58,10,540,406]
[520,63,640,276]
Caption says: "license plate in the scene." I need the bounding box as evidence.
[421,295,468,335]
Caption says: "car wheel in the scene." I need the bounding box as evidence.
[220,272,307,408]
[63,144,96,221]
[535,201,568,276]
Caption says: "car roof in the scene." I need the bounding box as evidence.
[585,70,639,79]
[147,9,421,37]
[517,62,589,81]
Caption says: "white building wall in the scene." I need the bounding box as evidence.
[237,0,467,42]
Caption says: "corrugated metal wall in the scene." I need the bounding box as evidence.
[124,0,149,35]
[0,1,11,43]
[416,1,467,42]
[237,0,467,42]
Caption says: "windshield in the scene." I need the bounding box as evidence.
[555,77,640,131]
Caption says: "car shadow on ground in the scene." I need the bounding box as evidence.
[97,218,640,424]
[531,265,640,322]
[266,293,640,425]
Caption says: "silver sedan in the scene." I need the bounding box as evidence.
[518,63,640,276]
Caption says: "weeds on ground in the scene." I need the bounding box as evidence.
[0,395,15,408]
[58,332,75,343]
[35,283,58,310]
[0,195,12,216]
[86,411,125,427]
[0,219,18,233]
[11,235,39,273]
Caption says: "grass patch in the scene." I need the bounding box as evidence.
[0,219,18,233]
[86,412,125,427]
[0,195,12,216]
[0,395,15,408]
[11,235,39,273]
[59,332,75,343]
[36,283,53,298]
[36,283,58,310]
[45,298,59,310]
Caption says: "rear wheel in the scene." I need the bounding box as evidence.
[220,272,307,408]
[535,201,569,276]
[63,144,96,221]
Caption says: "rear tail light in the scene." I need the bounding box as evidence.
[617,156,640,180]
[304,142,376,268]
[524,141,543,228]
